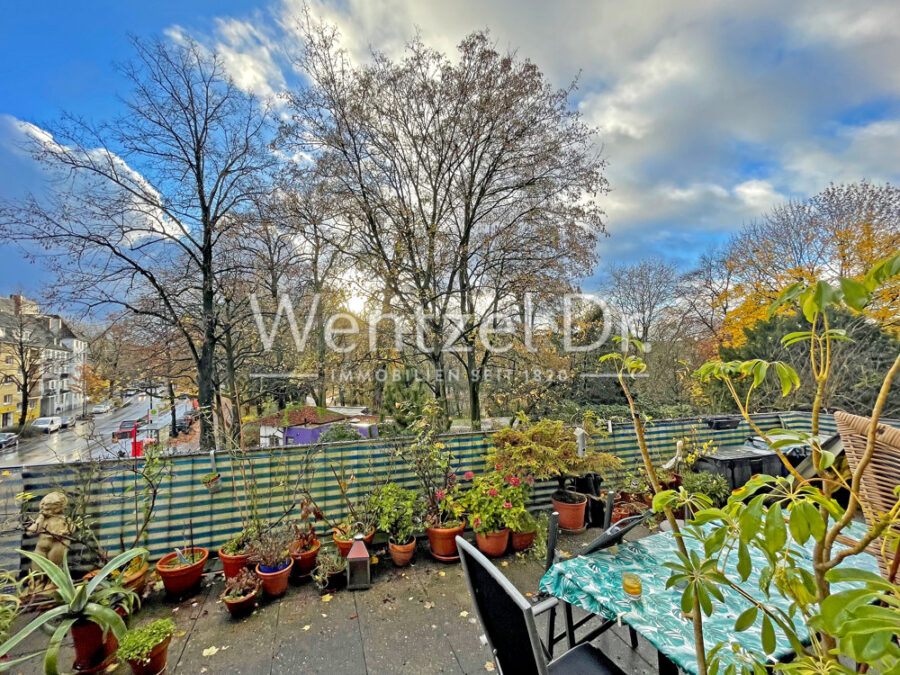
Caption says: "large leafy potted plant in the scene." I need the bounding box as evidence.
[368,484,423,566]
[117,618,176,675]
[0,548,145,674]
[458,472,528,557]
[247,527,294,597]
[489,413,620,530]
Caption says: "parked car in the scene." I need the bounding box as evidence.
[32,417,62,433]
[119,420,143,431]
[0,432,19,451]
[91,402,113,414]
[59,415,75,429]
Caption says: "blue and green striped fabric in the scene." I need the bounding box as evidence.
[13,412,828,562]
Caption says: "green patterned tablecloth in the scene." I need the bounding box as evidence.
[539,523,878,674]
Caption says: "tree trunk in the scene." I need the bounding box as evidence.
[16,381,29,429]
[168,381,177,438]
[467,350,481,431]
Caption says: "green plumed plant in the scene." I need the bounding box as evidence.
[117,618,176,666]
[368,484,422,545]
[0,547,146,674]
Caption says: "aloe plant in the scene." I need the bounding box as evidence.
[0,547,147,674]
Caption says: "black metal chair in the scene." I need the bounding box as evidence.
[457,536,626,675]
[544,504,647,656]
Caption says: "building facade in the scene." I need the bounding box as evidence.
[0,295,87,426]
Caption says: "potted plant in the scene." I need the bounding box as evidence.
[489,413,620,531]
[332,521,375,558]
[289,500,322,577]
[247,527,294,597]
[393,401,466,561]
[509,510,539,552]
[156,546,209,597]
[680,470,730,508]
[201,471,221,494]
[459,472,528,557]
[117,618,176,675]
[312,549,347,594]
[0,548,144,674]
[220,568,260,616]
[368,484,422,566]
[218,520,263,581]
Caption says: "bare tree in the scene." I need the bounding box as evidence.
[602,257,679,342]
[281,19,608,424]
[0,37,273,450]
[0,299,51,428]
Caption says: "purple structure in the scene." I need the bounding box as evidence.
[283,423,377,445]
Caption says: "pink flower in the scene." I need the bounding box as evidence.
[503,502,512,509]
[435,489,446,501]
[464,471,475,480]
[525,476,535,486]
[507,476,520,487]
[494,464,502,471]
[488,488,499,497]
[473,517,482,529]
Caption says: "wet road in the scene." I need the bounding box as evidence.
[0,395,191,467]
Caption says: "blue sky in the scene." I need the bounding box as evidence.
[2,0,899,297]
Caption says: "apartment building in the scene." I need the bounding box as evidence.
[0,295,87,426]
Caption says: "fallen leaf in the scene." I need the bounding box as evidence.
[202,646,219,657]
[500,562,508,567]
[370,556,379,564]
[321,594,333,603]
[485,661,496,671]
[438,571,446,577]
[172,607,179,613]
[176,631,187,638]
[459,611,469,617]
[424,601,435,609]
[349,614,358,620]
[303,625,311,631]
[525,592,533,598]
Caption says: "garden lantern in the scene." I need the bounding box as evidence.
[346,533,371,590]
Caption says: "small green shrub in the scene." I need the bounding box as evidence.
[368,484,422,545]
[680,470,730,506]
[117,618,176,665]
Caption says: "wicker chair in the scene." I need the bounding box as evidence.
[834,411,900,581]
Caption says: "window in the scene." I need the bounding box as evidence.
[2,395,11,404]
[4,356,12,365]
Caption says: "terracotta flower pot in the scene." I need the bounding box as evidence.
[255,559,293,597]
[222,587,259,616]
[125,634,171,675]
[552,494,587,530]
[333,526,375,558]
[511,530,537,551]
[426,522,466,562]
[218,548,250,581]
[290,540,320,577]
[123,561,150,594]
[155,547,209,597]
[610,505,633,524]
[71,618,118,674]
[475,529,510,557]
[388,539,416,567]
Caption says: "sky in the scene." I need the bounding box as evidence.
[1,0,899,298]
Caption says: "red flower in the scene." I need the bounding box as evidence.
[494,464,502,471]
[473,517,482,529]
[507,476,521,487]
[503,502,512,509]
[435,489,446,501]
[488,488,499,497]
[464,471,475,480]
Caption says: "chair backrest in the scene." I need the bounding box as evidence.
[457,537,547,675]
[835,411,900,580]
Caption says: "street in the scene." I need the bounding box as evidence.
[0,394,191,467]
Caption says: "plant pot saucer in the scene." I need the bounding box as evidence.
[560,524,587,535]
[429,549,460,562]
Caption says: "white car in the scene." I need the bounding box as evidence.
[92,402,113,414]
[32,417,62,433]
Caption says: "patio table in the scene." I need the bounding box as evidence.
[539,521,878,674]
